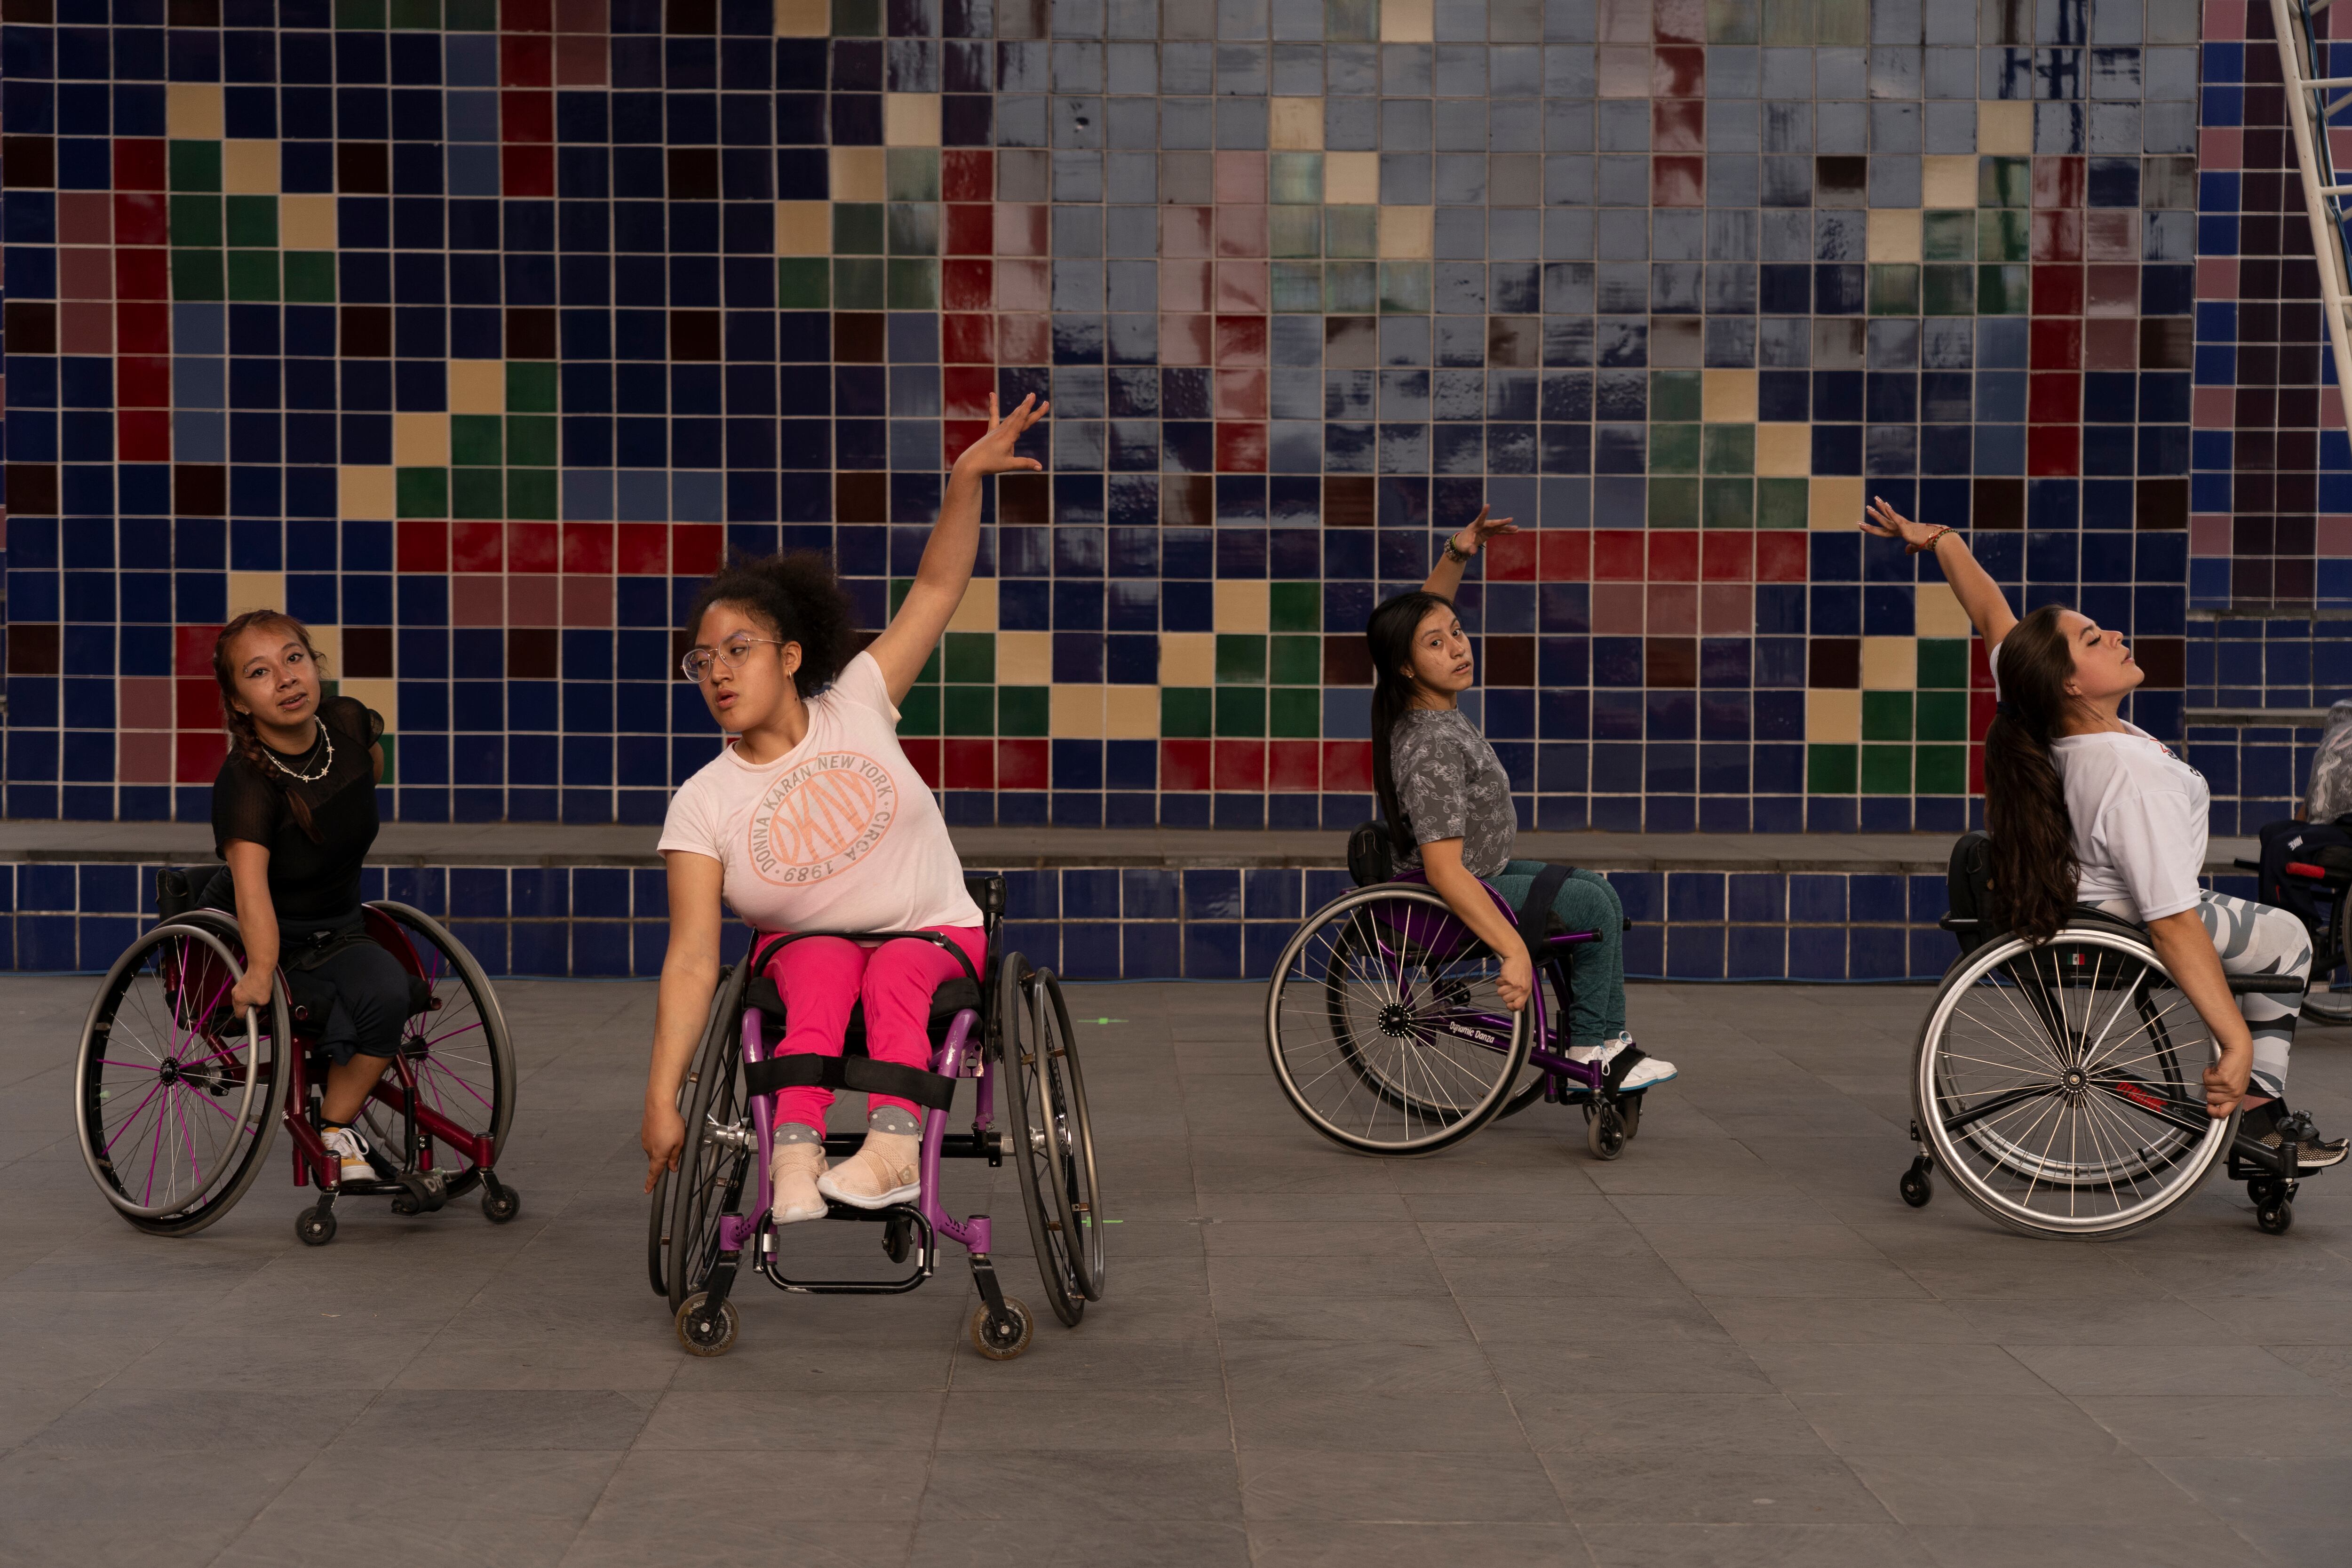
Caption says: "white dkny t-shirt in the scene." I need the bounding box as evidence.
[2048,724,2210,922]
[657,651,982,934]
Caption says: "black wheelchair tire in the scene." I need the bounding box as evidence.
[666,970,752,1314]
[998,955,1084,1328]
[650,962,745,1299]
[359,902,518,1203]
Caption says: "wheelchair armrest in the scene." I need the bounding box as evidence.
[2235,858,2261,873]
[2228,976,2309,995]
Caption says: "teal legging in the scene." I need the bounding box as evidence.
[1486,860,1627,1050]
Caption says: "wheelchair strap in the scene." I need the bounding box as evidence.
[742,1051,960,1112]
[1514,862,1573,955]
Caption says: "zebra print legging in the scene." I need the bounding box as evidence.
[2097,889,2308,1098]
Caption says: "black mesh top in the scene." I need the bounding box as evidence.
[211,695,384,920]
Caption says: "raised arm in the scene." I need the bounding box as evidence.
[866,393,1050,705]
[1861,496,2016,648]
[1420,506,1519,599]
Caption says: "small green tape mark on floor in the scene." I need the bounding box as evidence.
[1090,1017,1127,1025]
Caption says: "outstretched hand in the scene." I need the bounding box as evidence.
[953,392,1050,477]
[1859,495,1943,553]
[1448,505,1519,557]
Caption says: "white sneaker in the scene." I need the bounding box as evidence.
[771,1140,829,1224]
[1569,1037,1678,1092]
[321,1124,373,1184]
[816,1130,922,1210]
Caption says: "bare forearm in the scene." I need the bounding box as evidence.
[1425,859,1525,962]
[915,465,985,591]
[646,957,717,1110]
[2147,915,2251,1051]
[1421,538,1467,598]
[1929,532,2015,645]
[233,883,278,973]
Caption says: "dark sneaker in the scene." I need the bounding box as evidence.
[2248,1106,2350,1171]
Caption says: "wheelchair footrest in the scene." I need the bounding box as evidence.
[759,1203,935,1295]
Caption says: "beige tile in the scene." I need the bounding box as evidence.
[1916,581,1972,637]
[1215,580,1270,633]
[1979,101,2032,156]
[226,572,286,619]
[1382,0,1433,39]
[1701,369,1757,425]
[449,361,504,415]
[222,142,278,194]
[1921,155,1976,209]
[305,624,344,672]
[831,146,887,203]
[1806,689,1860,743]
[946,580,998,633]
[1161,633,1216,686]
[1324,152,1379,205]
[394,412,450,469]
[1269,97,1322,150]
[167,83,223,141]
[883,93,940,147]
[1756,424,1811,478]
[774,0,827,32]
[1106,685,1160,739]
[775,200,830,255]
[1050,685,1106,738]
[1809,475,1865,530]
[338,678,398,730]
[281,195,337,250]
[997,631,1052,686]
[1861,636,1917,690]
[339,466,396,521]
[1378,206,1434,259]
[1868,208,1921,261]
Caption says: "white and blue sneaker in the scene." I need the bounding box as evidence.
[320,1124,373,1184]
[1570,1035,1678,1091]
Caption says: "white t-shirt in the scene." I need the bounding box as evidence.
[657,651,982,934]
[2047,724,2210,922]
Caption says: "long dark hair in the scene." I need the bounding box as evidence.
[684,550,859,700]
[1983,605,2082,944]
[1366,590,1456,852]
[213,609,330,843]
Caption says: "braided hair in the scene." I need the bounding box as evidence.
[683,550,859,699]
[212,609,330,843]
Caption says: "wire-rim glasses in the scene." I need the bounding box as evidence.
[680,637,788,683]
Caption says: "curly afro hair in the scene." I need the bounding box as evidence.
[683,550,862,699]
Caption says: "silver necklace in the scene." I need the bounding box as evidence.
[262,721,334,784]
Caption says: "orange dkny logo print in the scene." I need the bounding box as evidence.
[747,751,899,886]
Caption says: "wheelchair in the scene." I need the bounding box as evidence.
[1263,839,1647,1158]
[72,871,520,1246]
[1899,832,2322,1238]
[645,875,1104,1361]
[2231,835,2352,1026]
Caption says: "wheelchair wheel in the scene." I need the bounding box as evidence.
[999,955,1099,1326]
[2298,900,2352,1025]
[75,921,291,1236]
[1915,925,2235,1238]
[350,903,517,1203]
[666,989,752,1314]
[650,962,747,1299]
[1266,885,1533,1155]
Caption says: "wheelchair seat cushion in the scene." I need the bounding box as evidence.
[745,974,984,1051]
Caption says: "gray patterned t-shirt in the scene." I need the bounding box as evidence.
[1391,708,1516,879]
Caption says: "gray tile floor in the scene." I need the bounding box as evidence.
[5,974,2350,1567]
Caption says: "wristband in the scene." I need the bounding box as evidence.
[1443,534,1475,563]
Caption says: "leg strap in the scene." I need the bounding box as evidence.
[1513,863,1573,955]
[743,1052,960,1112]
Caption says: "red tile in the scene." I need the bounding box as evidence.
[1269,740,1319,791]
[2084,210,2137,261]
[554,33,606,85]
[453,520,504,572]
[944,737,995,789]
[501,90,554,141]
[554,0,603,27]
[617,522,667,574]
[1592,584,1643,634]
[1970,640,1993,688]
[1652,155,1705,206]
[2026,423,2080,477]
[1160,739,1212,791]
[2194,255,2240,300]
[55,191,109,245]
[1598,0,1647,42]
[1160,258,1212,312]
[1215,315,1268,364]
[397,519,448,573]
[996,259,1049,309]
[1597,45,1651,96]
[176,732,230,784]
[58,302,111,354]
[2085,263,2137,317]
[2030,263,2083,316]
[501,144,555,197]
[1653,98,1705,151]
[1214,367,1267,419]
[119,355,171,406]
[1160,206,1214,257]
[1968,742,1985,796]
[117,410,170,461]
[175,625,221,677]
[674,524,722,575]
[1321,741,1372,793]
[1756,532,1808,582]
[113,138,166,191]
[501,34,553,87]
[1216,204,1268,259]
[1594,529,1644,580]
[2083,317,2137,369]
[941,149,992,202]
[1160,314,1213,366]
[941,258,993,310]
[1701,532,1752,581]
[1000,739,1050,790]
[1214,150,1267,204]
[118,305,169,355]
[1216,260,1269,313]
[942,421,987,464]
[1700,582,1752,635]
[114,191,167,246]
[1486,531,1538,581]
[505,0,552,26]
[2027,371,2080,423]
[1647,529,1698,580]
[1653,0,1704,40]
[997,313,1049,363]
[1646,583,1697,634]
[509,522,560,573]
[118,732,172,784]
[175,675,219,728]
[944,202,993,255]
[899,738,941,790]
[1538,530,1589,581]
[2029,316,2082,369]
[561,522,613,574]
[1652,44,1704,95]
[2032,155,2084,208]
[943,316,993,366]
[59,249,111,300]
[944,364,994,414]
[2030,209,2082,262]
[995,204,1047,256]
[1214,740,1267,791]
[116,247,169,299]
[1215,422,1267,472]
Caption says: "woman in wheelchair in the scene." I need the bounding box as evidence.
[1366,506,1677,1093]
[641,394,1049,1223]
[207,610,410,1184]
[1863,497,2346,1168]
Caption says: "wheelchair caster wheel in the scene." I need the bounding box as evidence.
[1899,1170,1933,1208]
[1586,1104,1627,1162]
[294,1206,336,1247]
[970,1297,1034,1361]
[2257,1200,2296,1235]
[389,1191,422,1217]
[481,1185,522,1224]
[1618,1094,1642,1139]
[675,1292,739,1357]
[882,1213,913,1264]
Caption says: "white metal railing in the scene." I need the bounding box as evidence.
[2273,0,2352,432]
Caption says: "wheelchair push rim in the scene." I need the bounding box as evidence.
[353,902,519,1201]
[1264,885,1533,1156]
[1915,927,2235,1238]
[667,1000,752,1314]
[652,961,748,1299]
[75,922,290,1228]
[999,956,1097,1326]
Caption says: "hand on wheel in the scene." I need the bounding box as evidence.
[1497,950,1534,1013]
[227,968,273,1017]
[642,1103,685,1194]
[2204,1040,2253,1119]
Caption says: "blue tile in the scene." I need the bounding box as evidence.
[1665,872,1724,923]
[1727,924,1786,980]
[1183,869,1241,920]
[1061,868,1118,919]
[510,922,569,977]
[20,915,77,971]
[451,868,508,920]
[1121,869,1180,920]
[450,921,509,977]
[1242,868,1302,923]
[1122,923,1179,980]
[1850,875,1907,924]
[1789,875,1848,924]
[1665,924,1725,981]
[1728,874,1785,923]
[1184,922,1242,980]
[1788,925,1846,980]
[572,922,631,978]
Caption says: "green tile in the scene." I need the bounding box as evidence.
[284,251,337,302]
[1270,153,1323,205]
[171,249,224,302]
[507,362,558,412]
[445,0,497,27]
[834,256,887,310]
[375,732,396,783]
[1816,0,1867,41]
[832,0,882,32]
[1271,581,1321,632]
[1269,687,1320,738]
[507,468,559,519]
[1326,260,1376,313]
[506,415,558,467]
[1916,744,1967,795]
[1216,634,1267,684]
[1216,686,1267,738]
[1162,687,1214,739]
[1923,208,1974,260]
[1861,743,1912,795]
[887,577,914,615]
[388,0,439,25]
[913,641,941,684]
[943,630,994,684]
[451,414,503,468]
[1861,690,1913,741]
[1979,156,2030,208]
[886,202,938,256]
[1868,263,1918,315]
[396,467,448,519]
[1917,637,1969,688]
[1271,262,1324,311]
[1379,262,1430,314]
[1270,205,1322,258]
[224,194,277,247]
[834,202,885,255]
[1707,0,1760,41]
[1326,206,1376,258]
[451,467,504,520]
[1763,0,1811,42]
[1755,477,1807,529]
[1915,688,1968,740]
[336,0,386,23]
[1922,264,1975,316]
[886,147,940,200]
[1702,422,1754,475]
[168,141,221,193]
[224,250,278,302]
[777,257,829,308]
[1977,263,2029,315]
[1807,743,1857,794]
[1979,208,2029,261]
[1703,477,1755,529]
[1651,370,1702,421]
[169,194,222,246]
[944,684,995,735]
[998,686,1049,737]
[897,684,941,737]
[1270,634,1321,685]
[886,258,938,309]
[1650,423,1701,474]
[1648,477,1700,527]
[1327,0,1376,38]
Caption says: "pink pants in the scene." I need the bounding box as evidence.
[758,925,986,1134]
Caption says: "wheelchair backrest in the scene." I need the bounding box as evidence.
[1347,820,1398,887]
[1945,830,1998,957]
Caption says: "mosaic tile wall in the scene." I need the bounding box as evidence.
[0,0,2225,844]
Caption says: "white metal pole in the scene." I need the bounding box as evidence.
[2273,0,2352,436]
